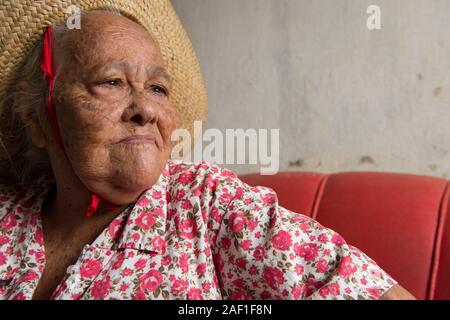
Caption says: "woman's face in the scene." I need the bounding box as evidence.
[45,12,179,204]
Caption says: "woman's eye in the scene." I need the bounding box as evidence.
[150,85,168,96]
[101,79,123,87]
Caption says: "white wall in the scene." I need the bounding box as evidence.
[172,0,450,177]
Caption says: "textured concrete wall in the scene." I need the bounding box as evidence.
[172,0,450,177]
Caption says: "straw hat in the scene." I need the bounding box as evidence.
[0,0,208,140]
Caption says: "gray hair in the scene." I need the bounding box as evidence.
[0,8,124,188]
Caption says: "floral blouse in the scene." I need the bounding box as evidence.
[0,160,396,300]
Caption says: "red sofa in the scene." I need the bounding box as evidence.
[240,171,450,300]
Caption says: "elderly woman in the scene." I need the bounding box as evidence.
[0,1,414,300]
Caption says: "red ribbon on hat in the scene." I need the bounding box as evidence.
[41,26,119,217]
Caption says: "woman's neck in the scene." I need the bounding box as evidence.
[42,172,128,240]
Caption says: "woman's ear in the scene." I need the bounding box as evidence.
[16,80,48,149]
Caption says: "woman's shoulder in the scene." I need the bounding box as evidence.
[168,159,238,176]
[0,179,52,222]
[167,160,241,186]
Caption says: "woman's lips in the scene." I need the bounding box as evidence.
[116,135,157,145]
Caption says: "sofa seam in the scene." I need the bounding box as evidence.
[311,174,328,220]
[426,181,450,300]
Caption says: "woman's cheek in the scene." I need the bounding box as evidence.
[159,105,180,145]
[90,87,130,102]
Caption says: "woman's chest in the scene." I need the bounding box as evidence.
[1,241,222,300]
[51,243,222,300]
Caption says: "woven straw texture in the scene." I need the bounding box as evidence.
[0,0,208,138]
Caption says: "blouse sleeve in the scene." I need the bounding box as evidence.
[205,165,397,300]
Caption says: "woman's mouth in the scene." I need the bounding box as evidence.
[116,135,157,145]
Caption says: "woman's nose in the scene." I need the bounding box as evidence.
[121,98,158,126]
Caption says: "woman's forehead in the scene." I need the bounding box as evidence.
[85,60,171,82]
[58,16,163,69]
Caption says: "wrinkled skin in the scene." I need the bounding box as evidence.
[18,11,179,299]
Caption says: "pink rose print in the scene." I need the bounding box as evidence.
[1,212,17,231]
[319,286,330,298]
[369,268,382,278]
[121,268,133,277]
[367,287,383,299]
[211,207,222,224]
[139,270,163,293]
[221,237,231,250]
[235,257,247,270]
[219,191,233,205]
[231,289,251,300]
[187,287,203,300]
[132,290,147,300]
[161,256,171,266]
[316,259,329,273]
[22,271,38,282]
[80,259,102,278]
[272,230,292,251]
[172,279,189,296]
[181,199,193,210]
[300,222,310,233]
[329,283,340,297]
[0,234,9,245]
[180,219,197,240]
[90,276,111,299]
[179,253,189,273]
[291,284,306,300]
[253,245,267,261]
[233,278,246,289]
[202,282,211,292]
[135,212,156,231]
[196,263,206,276]
[318,233,329,243]
[228,211,247,233]
[34,230,44,246]
[239,240,252,251]
[261,291,271,299]
[295,264,304,276]
[305,278,325,297]
[247,219,258,231]
[331,234,345,246]
[108,219,123,238]
[137,196,150,207]
[294,243,319,261]
[338,256,358,279]
[0,252,6,266]
[153,207,164,217]
[112,252,125,270]
[175,189,187,201]
[134,259,147,270]
[151,236,166,253]
[177,172,195,184]
[220,169,236,178]
[152,191,162,199]
[263,267,285,290]
[319,283,340,298]
[32,250,44,264]
[262,193,277,205]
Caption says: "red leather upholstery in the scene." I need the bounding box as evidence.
[240,171,450,300]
